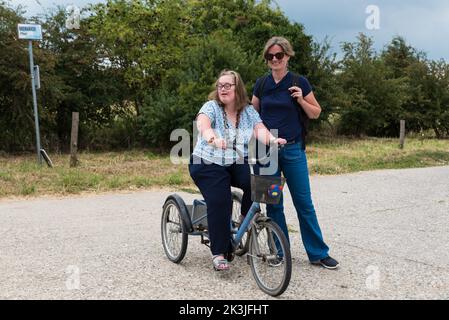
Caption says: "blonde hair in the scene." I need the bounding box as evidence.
[208,69,249,112]
[262,36,295,61]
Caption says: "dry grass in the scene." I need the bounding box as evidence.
[1,137,448,198]
[307,137,449,175]
[0,151,193,198]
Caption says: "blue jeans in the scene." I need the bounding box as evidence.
[262,143,329,262]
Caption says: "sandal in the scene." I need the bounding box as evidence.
[212,255,230,271]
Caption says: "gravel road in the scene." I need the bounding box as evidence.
[1,166,448,300]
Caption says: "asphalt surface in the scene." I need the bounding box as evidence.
[1,166,448,300]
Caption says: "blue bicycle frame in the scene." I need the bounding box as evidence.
[232,202,260,247]
[231,143,284,251]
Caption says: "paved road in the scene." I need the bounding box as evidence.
[1,166,448,300]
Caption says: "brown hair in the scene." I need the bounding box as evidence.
[262,36,295,61]
[208,69,249,112]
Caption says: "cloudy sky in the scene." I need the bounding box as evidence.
[11,0,449,61]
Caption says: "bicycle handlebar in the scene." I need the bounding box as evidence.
[222,142,283,175]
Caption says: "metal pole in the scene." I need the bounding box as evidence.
[28,40,42,164]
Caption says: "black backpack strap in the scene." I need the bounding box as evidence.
[255,74,269,100]
[290,72,309,150]
[290,72,299,87]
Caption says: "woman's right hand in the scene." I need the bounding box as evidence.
[213,138,227,149]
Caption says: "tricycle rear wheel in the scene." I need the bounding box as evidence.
[161,197,188,263]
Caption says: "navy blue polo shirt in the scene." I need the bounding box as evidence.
[253,72,312,142]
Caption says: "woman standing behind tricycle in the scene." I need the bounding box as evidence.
[252,36,339,269]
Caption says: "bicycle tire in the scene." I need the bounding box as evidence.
[161,197,188,263]
[248,220,292,296]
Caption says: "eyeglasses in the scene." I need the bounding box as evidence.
[265,52,285,61]
[216,83,236,90]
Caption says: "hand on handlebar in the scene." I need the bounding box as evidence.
[213,138,227,150]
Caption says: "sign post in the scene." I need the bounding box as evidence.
[18,24,43,164]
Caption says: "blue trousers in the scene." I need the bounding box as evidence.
[188,156,252,256]
[262,143,329,261]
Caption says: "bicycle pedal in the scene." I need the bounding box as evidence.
[256,216,271,223]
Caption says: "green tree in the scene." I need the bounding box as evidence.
[31,7,131,151]
[184,0,313,85]
[337,34,407,136]
[382,37,449,137]
[138,0,315,148]
[0,1,43,151]
[139,31,265,147]
[382,36,426,133]
[306,38,342,129]
[423,60,449,137]
[87,0,189,116]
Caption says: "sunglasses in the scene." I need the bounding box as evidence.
[265,52,285,61]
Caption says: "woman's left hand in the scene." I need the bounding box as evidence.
[289,86,304,104]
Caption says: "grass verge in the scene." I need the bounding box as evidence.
[1,137,448,198]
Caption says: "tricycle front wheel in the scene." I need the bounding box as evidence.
[248,220,292,296]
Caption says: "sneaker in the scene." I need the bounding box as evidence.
[311,256,339,270]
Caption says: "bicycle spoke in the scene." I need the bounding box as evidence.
[162,202,187,261]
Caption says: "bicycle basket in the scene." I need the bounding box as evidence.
[250,174,286,204]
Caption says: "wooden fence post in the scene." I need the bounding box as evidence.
[70,112,79,167]
[399,120,406,149]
